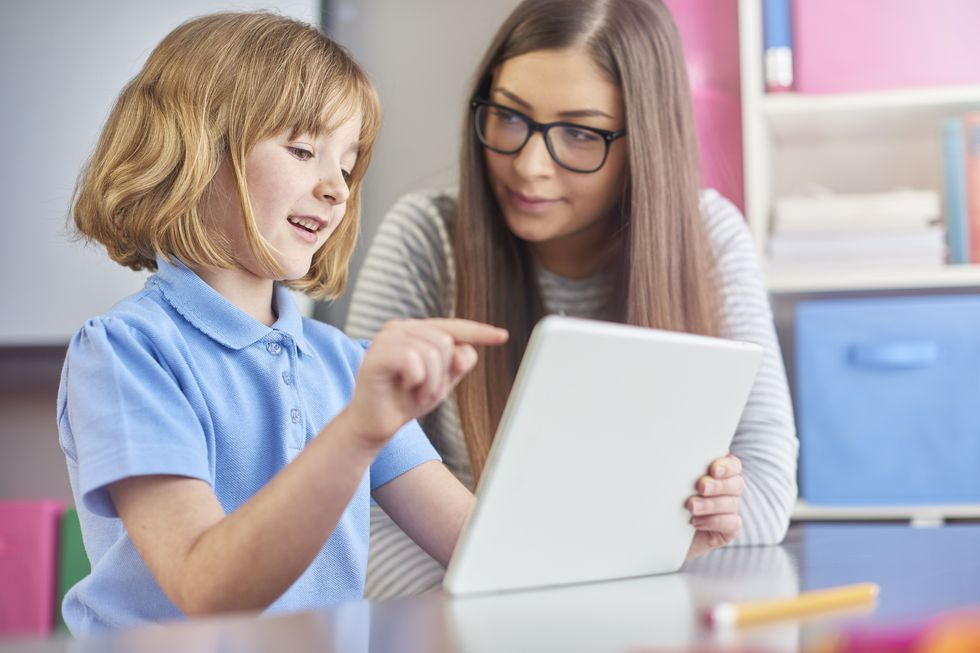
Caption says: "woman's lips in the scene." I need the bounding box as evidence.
[508,188,561,214]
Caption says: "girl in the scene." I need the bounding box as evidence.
[58,12,506,634]
[347,0,798,598]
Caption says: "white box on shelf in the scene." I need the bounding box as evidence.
[772,189,940,235]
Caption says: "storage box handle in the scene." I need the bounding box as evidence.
[848,341,939,370]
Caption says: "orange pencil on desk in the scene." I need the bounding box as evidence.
[709,582,880,628]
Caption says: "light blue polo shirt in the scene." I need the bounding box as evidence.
[56,256,439,634]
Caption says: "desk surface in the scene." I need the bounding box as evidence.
[6,523,980,653]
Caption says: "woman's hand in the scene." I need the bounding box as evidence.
[685,454,744,560]
[347,318,508,447]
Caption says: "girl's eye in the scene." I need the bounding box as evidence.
[288,146,314,161]
[341,170,353,184]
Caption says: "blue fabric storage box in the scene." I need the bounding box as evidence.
[795,295,980,505]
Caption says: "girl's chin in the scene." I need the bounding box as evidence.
[276,260,315,281]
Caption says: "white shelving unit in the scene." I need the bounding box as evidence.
[738,0,980,523]
[766,263,980,294]
[738,0,980,294]
[764,85,980,140]
[793,500,980,527]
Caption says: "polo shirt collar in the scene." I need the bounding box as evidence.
[151,256,312,356]
[271,283,312,355]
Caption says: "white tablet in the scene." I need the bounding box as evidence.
[443,316,763,596]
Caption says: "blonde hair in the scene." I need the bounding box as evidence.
[72,11,381,299]
[454,0,724,481]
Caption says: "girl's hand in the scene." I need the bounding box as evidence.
[685,454,744,560]
[347,318,508,447]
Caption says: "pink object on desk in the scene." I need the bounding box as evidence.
[0,500,64,638]
[793,0,980,93]
[664,0,744,210]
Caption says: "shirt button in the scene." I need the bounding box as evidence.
[267,342,282,355]
[290,408,301,424]
[282,371,293,385]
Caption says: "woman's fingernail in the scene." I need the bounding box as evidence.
[691,499,704,515]
[714,463,727,476]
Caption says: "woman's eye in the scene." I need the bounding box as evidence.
[341,170,353,184]
[492,108,522,124]
[288,146,314,161]
[567,128,601,143]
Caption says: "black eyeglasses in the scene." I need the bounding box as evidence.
[471,99,627,173]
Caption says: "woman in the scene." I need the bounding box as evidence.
[347,0,797,599]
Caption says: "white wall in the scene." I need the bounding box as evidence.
[0,0,527,337]
[320,0,521,326]
[0,0,319,345]
[0,1,320,500]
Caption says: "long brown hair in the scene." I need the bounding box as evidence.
[454,0,723,482]
[72,12,381,300]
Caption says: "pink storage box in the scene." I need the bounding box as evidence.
[793,0,980,93]
[0,500,64,638]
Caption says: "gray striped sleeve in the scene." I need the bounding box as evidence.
[346,190,458,600]
[701,189,799,545]
[346,190,454,340]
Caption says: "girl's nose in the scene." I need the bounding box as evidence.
[316,170,350,205]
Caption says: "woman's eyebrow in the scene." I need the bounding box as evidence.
[556,107,616,121]
[493,87,615,121]
[493,87,533,110]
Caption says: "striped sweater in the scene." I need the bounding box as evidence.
[346,188,798,599]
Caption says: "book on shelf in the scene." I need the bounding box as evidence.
[767,256,945,276]
[762,0,793,92]
[942,118,971,265]
[772,189,941,236]
[768,189,945,273]
[768,227,945,263]
[965,113,980,264]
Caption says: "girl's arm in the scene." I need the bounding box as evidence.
[109,408,382,616]
[347,193,471,597]
[371,460,475,567]
[110,318,506,616]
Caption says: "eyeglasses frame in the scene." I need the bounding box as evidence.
[471,98,627,173]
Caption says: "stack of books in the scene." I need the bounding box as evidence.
[767,189,945,274]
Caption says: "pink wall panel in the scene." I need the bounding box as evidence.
[664,0,744,211]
